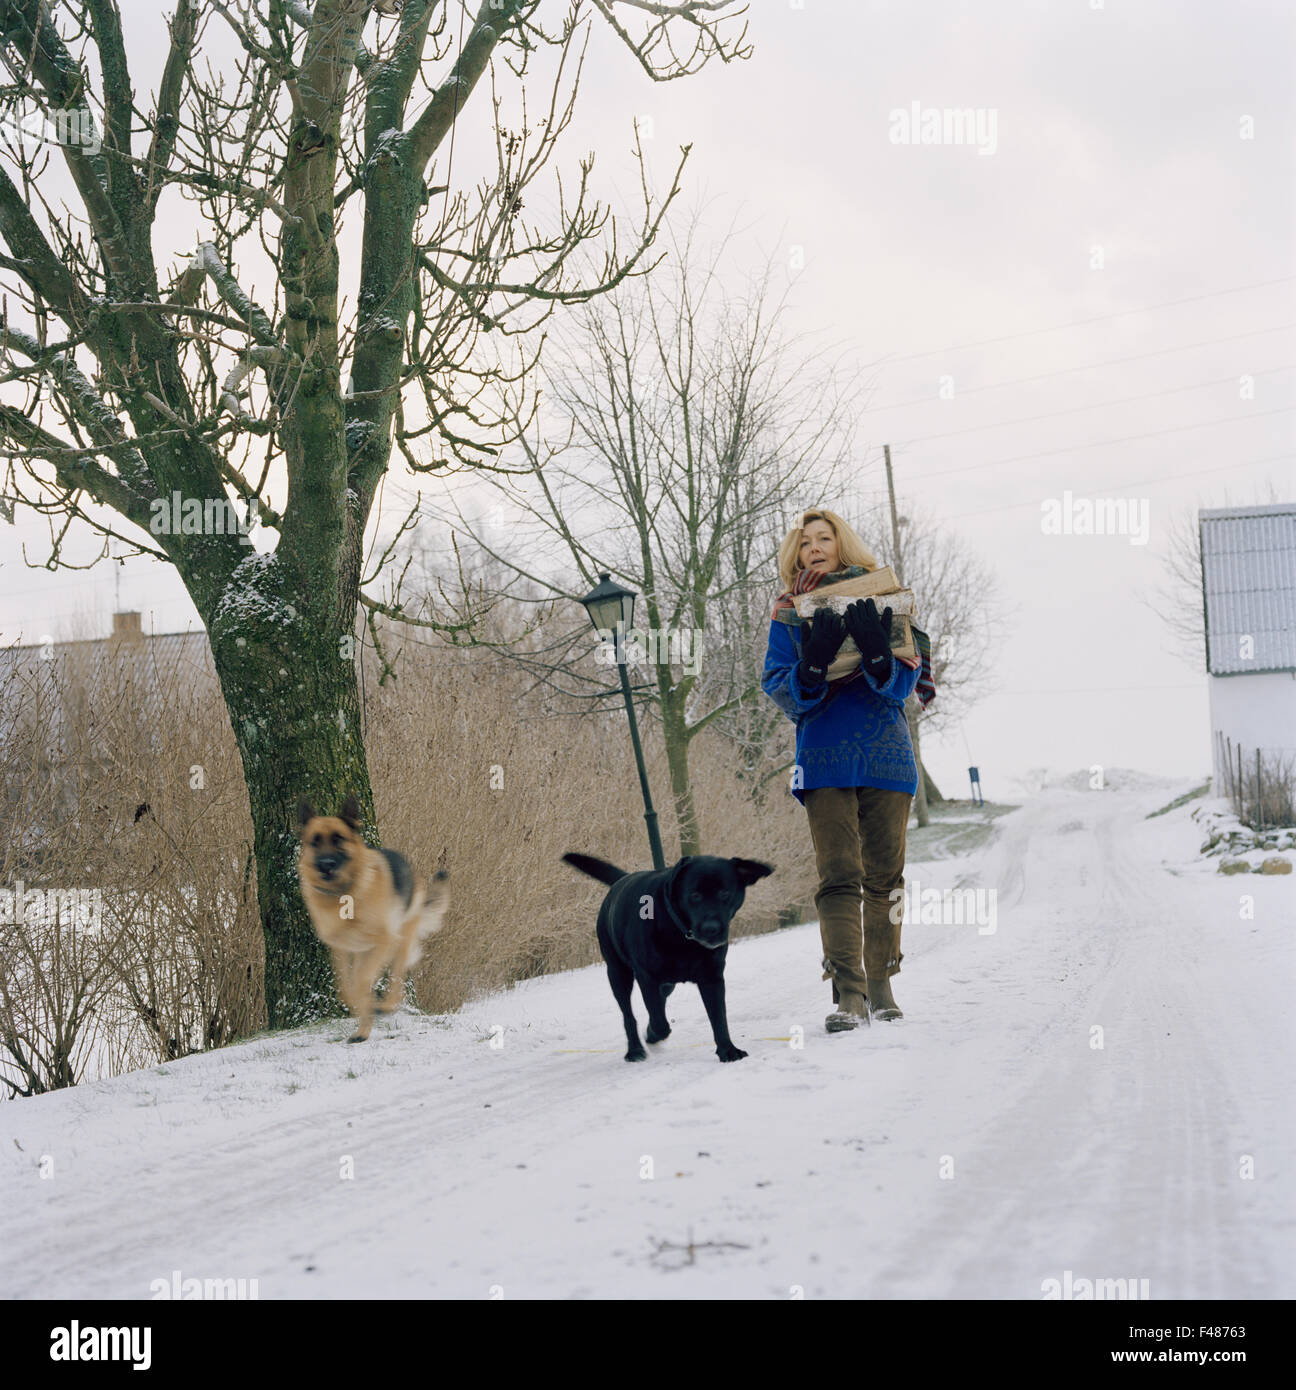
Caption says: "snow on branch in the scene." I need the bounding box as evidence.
[189,243,280,348]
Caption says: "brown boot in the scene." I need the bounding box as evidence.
[825,988,870,1032]
[865,974,903,1020]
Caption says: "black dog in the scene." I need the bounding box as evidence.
[562,852,774,1063]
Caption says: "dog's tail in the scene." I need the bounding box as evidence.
[418,869,450,937]
[562,852,628,887]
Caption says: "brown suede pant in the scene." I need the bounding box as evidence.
[803,786,912,1001]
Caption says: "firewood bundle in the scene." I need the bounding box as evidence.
[793,566,919,681]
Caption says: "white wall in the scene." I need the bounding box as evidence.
[1209,670,1296,793]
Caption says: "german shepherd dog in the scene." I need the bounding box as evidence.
[296,794,449,1042]
[562,852,773,1063]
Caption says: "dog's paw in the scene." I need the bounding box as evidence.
[624,1046,648,1062]
[347,1031,369,1044]
[645,1021,671,1044]
[716,1043,748,1063]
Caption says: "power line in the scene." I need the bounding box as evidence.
[943,450,1295,524]
[1008,683,1200,694]
[893,365,1296,448]
[865,322,1296,413]
[874,275,1296,366]
[899,403,1294,484]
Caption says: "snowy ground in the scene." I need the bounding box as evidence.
[1,774,1292,1300]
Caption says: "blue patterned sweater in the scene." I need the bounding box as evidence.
[761,618,922,804]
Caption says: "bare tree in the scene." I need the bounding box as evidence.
[879,503,999,733]
[428,215,861,852]
[0,0,749,1025]
[1140,479,1286,673]
[860,499,1001,821]
[1147,505,1207,670]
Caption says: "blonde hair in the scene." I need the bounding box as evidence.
[776,508,880,591]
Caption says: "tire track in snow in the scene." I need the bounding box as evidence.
[868,788,1280,1299]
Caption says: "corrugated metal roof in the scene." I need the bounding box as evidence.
[1200,502,1296,675]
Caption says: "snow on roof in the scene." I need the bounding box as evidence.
[1199,501,1296,675]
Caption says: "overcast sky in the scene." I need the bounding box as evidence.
[2,0,1292,797]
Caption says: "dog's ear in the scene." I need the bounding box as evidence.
[730,857,774,886]
[295,798,315,836]
[665,855,695,899]
[339,792,362,829]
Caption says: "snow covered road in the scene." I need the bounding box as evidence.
[1,777,1292,1299]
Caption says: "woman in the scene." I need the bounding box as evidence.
[761,509,925,1032]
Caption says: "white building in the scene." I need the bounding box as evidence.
[1199,502,1296,796]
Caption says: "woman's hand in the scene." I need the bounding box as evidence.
[844,598,894,680]
[798,606,847,687]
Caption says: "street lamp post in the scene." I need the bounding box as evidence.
[577,572,666,871]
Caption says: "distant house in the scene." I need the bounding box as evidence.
[0,612,217,813]
[1199,502,1296,794]
[0,614,209,893]
[0,611,215,719]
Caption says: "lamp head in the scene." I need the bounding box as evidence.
[578,571,636,633]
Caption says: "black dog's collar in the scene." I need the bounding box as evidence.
[661,877,695,939]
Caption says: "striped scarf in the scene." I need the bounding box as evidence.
[771,565,936,709]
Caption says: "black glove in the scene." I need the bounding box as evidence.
[844,598,894,683]
[798,606,846,688]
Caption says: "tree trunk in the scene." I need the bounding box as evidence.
[907,700,930,827]
[207,551,372,1028]
[922,762,944,804]
[658,692,702,857]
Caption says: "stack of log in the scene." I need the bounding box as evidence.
[793,566,919,681]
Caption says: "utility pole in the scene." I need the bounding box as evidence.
[884,444,904,588]
[884,444,930,827]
